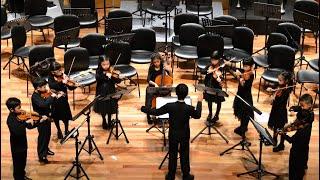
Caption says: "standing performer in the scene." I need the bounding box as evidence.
[232,58,255,137]
[278,94,314,180]
[6,97,44,180]
[145,52,172,124]
[48,61,77,139]
[141,84,203,180]
[31,77,61,164]
[267,71,293,152]
[94,56,122,130]
[203,51,225,124]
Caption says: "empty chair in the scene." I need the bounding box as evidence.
[130,28,156,64]
[80,33,107,69]
[253,33,288,68]
[257,45,295,102]
[195,34,224,90]
[171,13,199,60]
[53,15,80,51]
[25,0,54,43]
[224,26,254,67]
[105,41,140,97]
[185,0,213,18]
[1,16,31,47]
[296,70,319,103]
[307,59,319,72]
[174,23,205,74]
[276,22,301,53]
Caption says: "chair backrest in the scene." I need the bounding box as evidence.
[268,45,295,71]
[24,0,47,16]
[214,15,239,27]
[174,13,199,36]
[232,26,254,55]
[185,0,212,7]
[11,25,27,53]
[80,33,107,56]
[106,10,132,36]
[197,34,224,58]
[29,45,54,76]
[266,32,288,50]
[54,14,80,34]
[105,42,131,65]
[151,0,179,11]
[70,0,95,12]
[1,6,7,27]
[294,0,319,16]
[64,47,89,73]
[130,28,156,51]
[179,23,205,46]
[276,22,301,50]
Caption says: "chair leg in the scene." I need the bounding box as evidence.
[3,55,13,70]
[96,22,99,33]
[27,75,29,97]
[298,83,304,101]
[313,91,318,108]
[41,29,46,42]
[136,73,141,98]
[31,30,33,45]
[6,39,8,46]
[73,89,75,110]
[194,68,198,92]
[257,77,262,102]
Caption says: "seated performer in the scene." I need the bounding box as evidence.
[141,83,203,180]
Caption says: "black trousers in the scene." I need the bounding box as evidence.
[12,150,27,180]
[167,138,190,180]
[37,121,51,159]
[289,146,306,180]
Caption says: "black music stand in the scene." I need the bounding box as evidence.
[191,85,229,144]
[220,91,261,165]
[60,119,90,180]
[53,27,80,52]
[236,117,279,179]
[75,95,104,160]
[105,16,132,36]
[145,87,176,147]
[253,2,281,54]
[132,0,144,17]
[293,9,319,68]
[106,88,135,144]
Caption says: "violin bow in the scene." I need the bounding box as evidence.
[67,57,76,77]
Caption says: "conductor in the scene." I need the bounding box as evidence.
[141,83,203,180]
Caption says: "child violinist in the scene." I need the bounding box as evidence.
[48,61,77,139]
[233,58,255,137]
[278,94,314,180]
[203,51,225,124]
[31,77,63,164]
[267,71,293,152]
[145,52,172,124]
[94,56,122,130]
[6,97,47,180]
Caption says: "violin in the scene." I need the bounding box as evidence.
[40,89,65,99]
[54,74,80,87]
[105,66,122,79]
[17,110,41,121]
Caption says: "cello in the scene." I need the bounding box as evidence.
[151,61,173,108]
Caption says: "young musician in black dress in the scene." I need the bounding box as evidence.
[48,61,76,139]
[31,77,62,164]
[145,52,172,124]
[6,97,44,180]
[203,51,225,123]
[278,94,314,180]
[267,71,293,152]
[94,56,122,130]
[233,58,255,137]
[141,84,203,180]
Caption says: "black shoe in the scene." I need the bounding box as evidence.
[57,131,63,139]
[107,123,112,130]
[165,173,175,180]
[24,176,32,180]
[47,149,55,156]
[206,114,212,121]
[183,174,194,180]
[211,116,219,123]
[102,123,108,130]
[273,144,285,152]
[304,164,308,170]
[39,157,49,164]
[234,127,242,136]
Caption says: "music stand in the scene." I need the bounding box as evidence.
[132,0,144,17]
[74,95,104,160]
[105,87,136,144]
[293,9,319,68]
[60,118,90,180]
[253,2,281,54]
[106,33,135,44]
[53,26,80,52]
[104,16,133,36]
[191,85,229,144]
[220,91,260,165]
[236,117,279,179]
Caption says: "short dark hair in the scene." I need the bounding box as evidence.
[32,77,48,89]
[210,51,220,60]
[51,61,62,71]
[243,57,254,66]
[299,94,313,105]
[176,83,188,100]
[6,97,21,111]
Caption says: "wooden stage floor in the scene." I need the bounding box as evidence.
[1,11,319,180]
